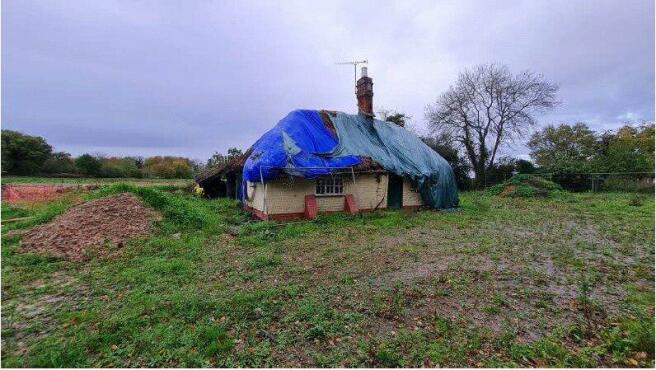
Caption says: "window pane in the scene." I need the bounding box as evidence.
[316,179,323,194]
[316,176,345,195]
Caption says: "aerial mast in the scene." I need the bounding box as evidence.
[336,59,368,92]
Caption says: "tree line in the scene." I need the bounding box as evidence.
[1,130,195,178]
[420,122,654,191]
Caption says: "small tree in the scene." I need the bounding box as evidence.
[206,147,243,168]
[486,157,519,185]
[426,64,558,187]
[378,108,410,127]
[42,152,76,174]
[75,154,102,177]
[596,123,654,173]
[515,159,535,174]
[1,130,53,175]
[527,122,597,172]
[143,156,193,178]
[99,157,141,178]
[171,158,192,178]
[386,113,409,127]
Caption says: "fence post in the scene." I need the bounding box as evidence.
[591,175,594,192]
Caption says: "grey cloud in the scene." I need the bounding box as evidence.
[2,0,653,160]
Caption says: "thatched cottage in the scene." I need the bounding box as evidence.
[196,68,458,220]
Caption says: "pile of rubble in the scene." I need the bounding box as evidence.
[20,193,160,262]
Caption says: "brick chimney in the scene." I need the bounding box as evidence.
[356,67,374,118]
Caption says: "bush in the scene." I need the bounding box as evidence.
[42,152,76,174]
[143,156,193,178]
[601,176,654,193]
[551,172,591,192]
[487,174,562,198]
[99,157,141,178]
[75,154,102,177]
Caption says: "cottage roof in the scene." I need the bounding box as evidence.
[238,109,458,209]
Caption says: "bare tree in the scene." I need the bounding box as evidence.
[426,64,558,187]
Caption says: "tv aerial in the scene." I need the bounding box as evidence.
[336,59,368,90]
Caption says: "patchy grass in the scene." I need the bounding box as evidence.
[1,190,654,367]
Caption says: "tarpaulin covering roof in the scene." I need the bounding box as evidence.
[242,109,459,209]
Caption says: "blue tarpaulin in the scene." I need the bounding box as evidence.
[242,109,459,209]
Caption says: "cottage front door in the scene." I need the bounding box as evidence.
[387,174,403,209]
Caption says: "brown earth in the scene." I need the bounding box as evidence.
[2,184,99,204]
[19,193,160,261]
[499,184,517,196]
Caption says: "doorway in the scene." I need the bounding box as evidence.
[387,174,403,209]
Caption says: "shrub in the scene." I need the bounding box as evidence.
[42,152,76,175]
[143,156,193,178]
[75,154,102,177]
[601,176,654,193]
[551,172,591,192]
[99,157,141,178]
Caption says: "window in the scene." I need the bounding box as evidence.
[316,176,343,195]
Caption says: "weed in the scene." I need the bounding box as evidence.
[198,324,234,357]
[628,194,645,207]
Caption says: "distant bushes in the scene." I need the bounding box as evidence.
[42,152,76,175]
[1,129,195,179]
[601,176,654,193]
[143,156,192,179]
[529,123,655,192]
[72,155,191,179]
[100,157,142,178]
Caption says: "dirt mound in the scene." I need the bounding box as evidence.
[488,174,562,198]
[20,193,160,261]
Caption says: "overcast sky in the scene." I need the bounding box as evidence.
[2,0,654,161]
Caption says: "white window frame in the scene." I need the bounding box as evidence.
[316,176,344,196]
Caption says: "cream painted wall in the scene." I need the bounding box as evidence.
[402,178,423,207]
[246,172,423,215]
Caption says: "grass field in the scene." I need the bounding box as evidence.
[1,185,654,367]
[1,176,193,187]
